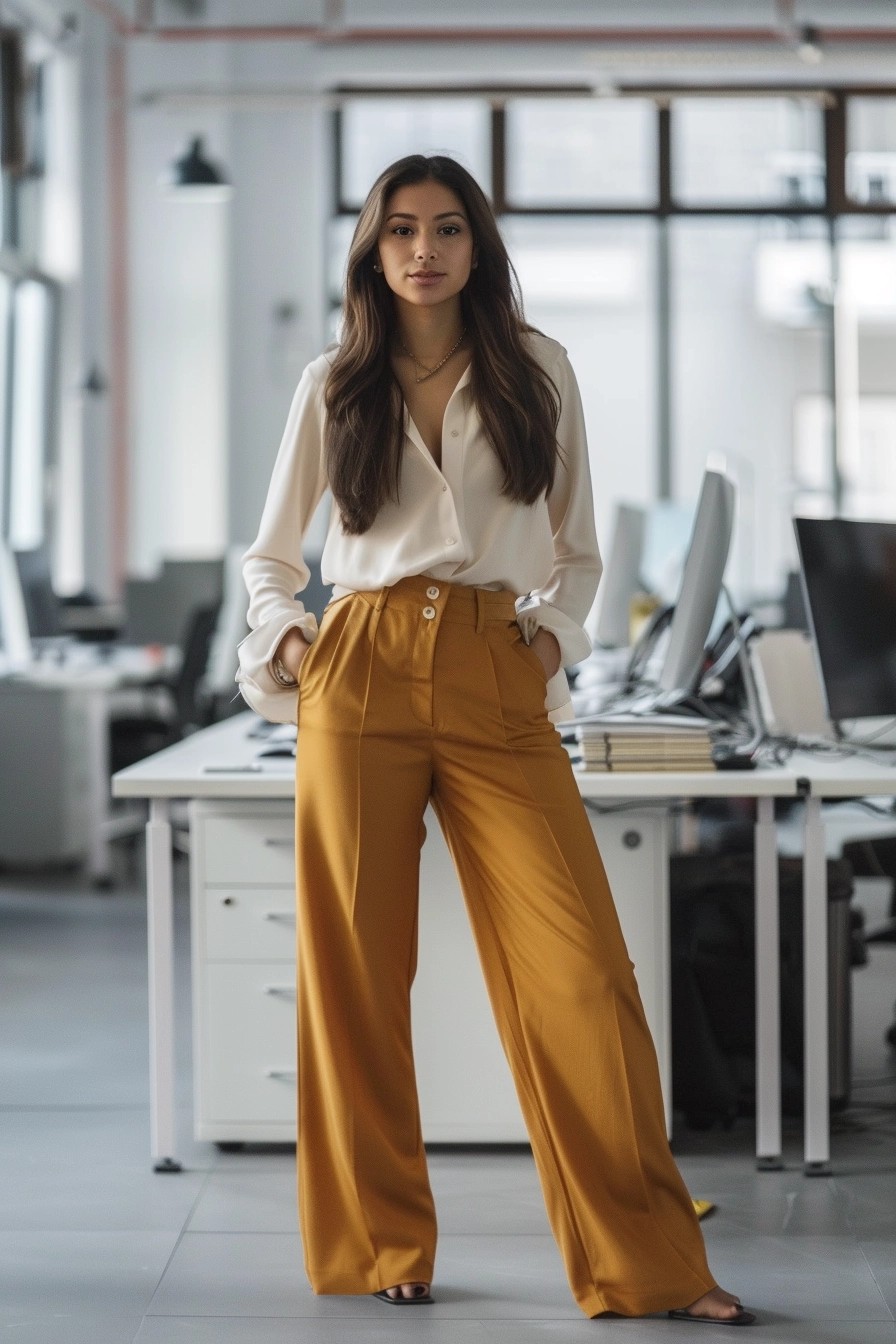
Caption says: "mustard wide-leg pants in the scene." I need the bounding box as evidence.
[294,575,716,1319]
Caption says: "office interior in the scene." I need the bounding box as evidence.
[2,2,896,1341]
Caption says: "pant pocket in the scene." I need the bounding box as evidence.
[505,624,549,683]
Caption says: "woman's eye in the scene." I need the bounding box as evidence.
[392,226,412,236]
[440,225,461,235]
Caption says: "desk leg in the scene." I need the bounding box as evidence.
[755,795,783,1170]
[85,690,113,885]
[146,798,181,1172]
[803,796,831,1176]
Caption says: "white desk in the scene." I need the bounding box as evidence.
[114,713,808,1172]
[0,644,177,882]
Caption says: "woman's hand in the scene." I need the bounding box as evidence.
[529,628,562,680]
[274,627,313,683]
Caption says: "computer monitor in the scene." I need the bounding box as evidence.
[657,469,737,696]
[794,516,896,723]
[0,538,32,669]
[592,503,646,648]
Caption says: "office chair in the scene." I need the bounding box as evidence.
[109,602,221,773]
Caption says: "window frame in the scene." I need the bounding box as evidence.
[332,85,896,220]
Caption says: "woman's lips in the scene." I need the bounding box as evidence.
[408,272,445,286]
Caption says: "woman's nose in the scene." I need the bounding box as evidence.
[415,236,437,259]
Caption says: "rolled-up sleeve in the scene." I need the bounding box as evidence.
[236,363,329,721]
[515,348,602,671]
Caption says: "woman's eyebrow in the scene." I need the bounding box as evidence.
[384,211,467,221]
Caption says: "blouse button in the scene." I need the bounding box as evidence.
[441,483,448,492]
[426,586,440,599]
[422,606,436,620]
[445,537,456,545]
[450,429,459,438]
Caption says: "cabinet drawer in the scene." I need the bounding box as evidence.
[198,963,297,1125]
[203,887,296,961]
[199,812,296,885]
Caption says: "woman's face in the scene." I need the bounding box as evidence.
[376,179,475,312]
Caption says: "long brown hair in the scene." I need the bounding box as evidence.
[325,154,560,535]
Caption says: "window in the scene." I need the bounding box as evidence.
[846,97,896,206]
[333,88,896,605]
[505,98,656,208]
[339,99,491,209]
[8,278,53,551]
[673,97,825,208]
[502,216,657,558]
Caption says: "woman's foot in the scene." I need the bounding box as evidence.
[670,1286,756,1325]
[373,1282,433,1304]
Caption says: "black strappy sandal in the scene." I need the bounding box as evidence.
[668,1306,757,1326]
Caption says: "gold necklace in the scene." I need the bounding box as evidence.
[398,328,466,384]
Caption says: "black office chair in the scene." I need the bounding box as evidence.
[109,602,221,774]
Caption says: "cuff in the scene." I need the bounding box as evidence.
[545,668,575,724]
[234,611,319,724]
[515,596,592,669]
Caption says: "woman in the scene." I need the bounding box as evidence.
[237,154,754,1326]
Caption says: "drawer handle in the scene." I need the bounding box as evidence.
[263,911,296,923]
[263,838,295,848]
[263,985,296,998]
[265,1068,297,1081]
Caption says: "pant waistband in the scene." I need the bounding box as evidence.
[348,576,519,627]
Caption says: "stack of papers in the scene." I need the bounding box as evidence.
[574,713,719,773]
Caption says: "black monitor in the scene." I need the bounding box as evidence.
[794,516,896,722]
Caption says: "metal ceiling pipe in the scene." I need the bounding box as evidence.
[81,5,896,47]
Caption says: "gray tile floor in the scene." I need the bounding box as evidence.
[2,853,895,1343]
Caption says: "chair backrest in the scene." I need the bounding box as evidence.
[173,602,222,730]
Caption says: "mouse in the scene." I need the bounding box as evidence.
[256,744,296,759]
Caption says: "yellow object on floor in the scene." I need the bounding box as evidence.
[692,1199,717,1220]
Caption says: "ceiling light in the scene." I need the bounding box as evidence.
[797,25,824,64]
[160,136,232,201]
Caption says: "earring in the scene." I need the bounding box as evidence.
[373,261,383,272]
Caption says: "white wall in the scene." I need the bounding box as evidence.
[126,40,231,577]
[123,38,329,574]
[223,100,329,548]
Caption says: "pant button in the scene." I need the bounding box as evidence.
[422,606,436,620]
[426,586,440,599]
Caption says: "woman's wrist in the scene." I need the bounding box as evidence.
[529,628,562,679]
[273,628,312,685]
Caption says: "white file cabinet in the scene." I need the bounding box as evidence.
[190,800,299,1142]
[189,798,670,1144]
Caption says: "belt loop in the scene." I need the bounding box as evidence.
[475,588,486,635]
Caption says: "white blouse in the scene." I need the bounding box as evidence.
[236,330,602,724]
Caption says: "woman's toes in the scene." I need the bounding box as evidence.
[683,1287,744,1319]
